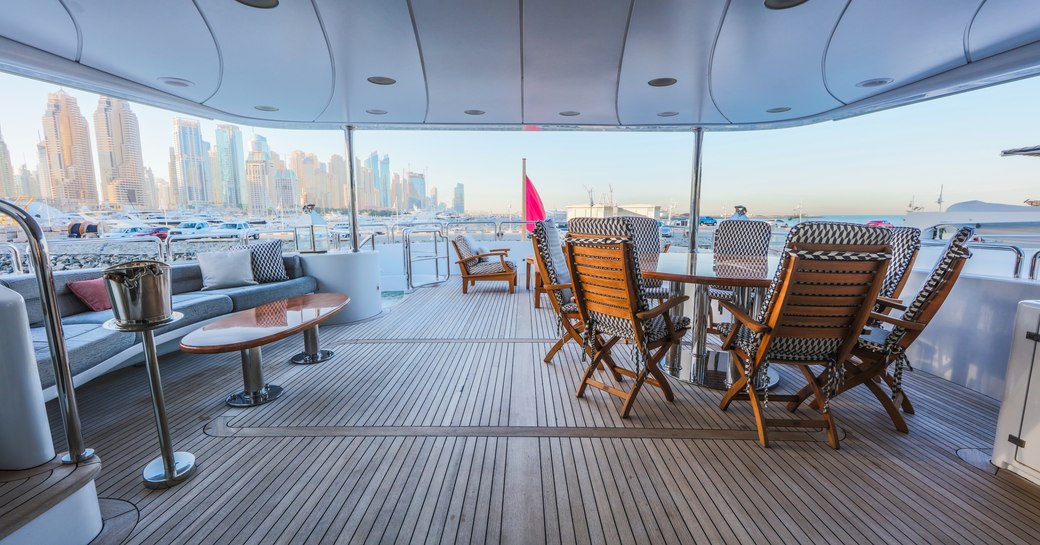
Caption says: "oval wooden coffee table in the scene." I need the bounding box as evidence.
[180,293,349,407]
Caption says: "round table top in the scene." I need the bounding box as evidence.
[179,293,349,354]
[641,252,778,287]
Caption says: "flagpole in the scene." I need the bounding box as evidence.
[521,157,527,224]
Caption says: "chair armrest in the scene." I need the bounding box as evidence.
[876,296,907,311]
[490,248,510,254]
[636,296,689,320]
[868,311,924,331]
[542,283,572,292]
[719,300,770,334]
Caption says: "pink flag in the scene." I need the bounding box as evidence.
[525,175,546,231]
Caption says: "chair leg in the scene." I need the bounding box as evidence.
[745,385,770,448]
[462,279,468,294]
[620,369,649,418]
[647,363,674,402]
[720,375,747,411]
[786,384,815,412]
[576,351,605,398]
[594,335,624,382]
[882,372,915,414]
[544,335,568,364]
[800,367,840,449]
[864,379,909,433]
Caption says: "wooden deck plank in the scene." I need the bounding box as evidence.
[27,277,1040,545]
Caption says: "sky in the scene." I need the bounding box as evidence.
[1,69,1039,216]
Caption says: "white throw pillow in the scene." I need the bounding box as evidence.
[198,249,258,290]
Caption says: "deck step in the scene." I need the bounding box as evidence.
[0,454,102,543]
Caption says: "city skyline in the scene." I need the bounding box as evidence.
[1,70,1039,215]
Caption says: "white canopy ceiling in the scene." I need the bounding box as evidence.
[1,0,1040,131]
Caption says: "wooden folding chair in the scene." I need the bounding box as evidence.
[452,235,516,294]
[706,219,771,334]
[564,218,690,418]
[873,226,922,316]
[531,223,622,381]
[788,226,973,433]
[717,222,892,449]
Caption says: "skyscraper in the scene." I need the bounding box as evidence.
[215,125,247,209]
[453,183,465,214]
[0,124,15,197]
[41,90,97,207]
[15,165,37,197]
[204,140,219,204]
[407,171,426,210]
[363,152,381,209]
[328,154,347,209]
[35,141,51,200]
[172,118,210,204]
[93,96,146,207]
[390,172,405,211]
[245,135,272,215]
[378,154,391,208]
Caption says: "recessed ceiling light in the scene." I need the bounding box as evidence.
[648,77,678,87]
[236,0,279,8]
[158,77,194,88]
[254,105,279,112]
[764,0,809,9]
[856,77,894,88]
[464,110,485,116]
[367,76,396,86]
[365,109,388,115]
[657,111,680,117]
[766,107,791,113]
[559,111,580,117]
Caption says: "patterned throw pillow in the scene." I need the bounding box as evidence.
[233,239,289,283]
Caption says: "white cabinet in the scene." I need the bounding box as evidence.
[993,300,1040,483]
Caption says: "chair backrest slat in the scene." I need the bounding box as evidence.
[754,222,892,364]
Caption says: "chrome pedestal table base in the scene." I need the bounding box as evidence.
[228,346,284,407]
[290,326,334,365]
[104,312,197,489]
[665,283,780,391]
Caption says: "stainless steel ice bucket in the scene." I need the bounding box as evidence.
[103,261,173,326]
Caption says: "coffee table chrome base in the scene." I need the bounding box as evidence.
[291,349,333,365]
[290,326,331,365]
[225,385,283,407]
[143,451,197,489]
[229,346,283,407]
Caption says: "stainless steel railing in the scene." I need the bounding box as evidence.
[496,220,539,241]
[922,240,1025,278]
[0,242,26,273]
[0,199,93,463]
[1030,250,1040,280]
[403,227,451,290]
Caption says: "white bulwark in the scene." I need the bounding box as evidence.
[565,204,660,221]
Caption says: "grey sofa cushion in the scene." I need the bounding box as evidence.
[0,269,105,326]
[32,324,136,389]
[170,255,301,294]
[148,292,235,337]
[204,276,317,311]
[62,308,117,325]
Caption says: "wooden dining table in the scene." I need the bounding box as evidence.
[642,251,780,390]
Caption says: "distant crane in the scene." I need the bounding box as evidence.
[582,185,595,206]
[936,185,945,212]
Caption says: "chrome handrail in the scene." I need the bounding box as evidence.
[1030,250,1040,280]
[0,242,25,273]
[922,240,1025,278]
[0,199,93,463]
[444,220,498,240]
[403,227,450,290]
[496,220,539,240]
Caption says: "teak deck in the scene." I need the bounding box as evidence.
[44,276,1040,544]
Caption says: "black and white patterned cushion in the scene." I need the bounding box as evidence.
[710,220,771,300]
[454,235,477,261]
[879,226,922,299]
[232,239,288,283]
[566,217,649,340]
[717,322,842,362]
[622,216,667,290]
[533,220,572,306]
[468,260,516,275]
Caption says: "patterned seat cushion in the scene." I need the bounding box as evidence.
[856,326,893,353]
[623,216,666,288]
[469,260,515,275]
[560,301,579,314]
[646,315,691,342]
[709,286,736,301]
[717,322,841,363]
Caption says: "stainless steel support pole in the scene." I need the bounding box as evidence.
[142,331,174,475]
[303,327,320,355]
[666,129,705,380]
[689,128,704,257]
[241,347,264,393]
[344,125,362,253]
[291,326,333,365]
[0,199,92,464]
